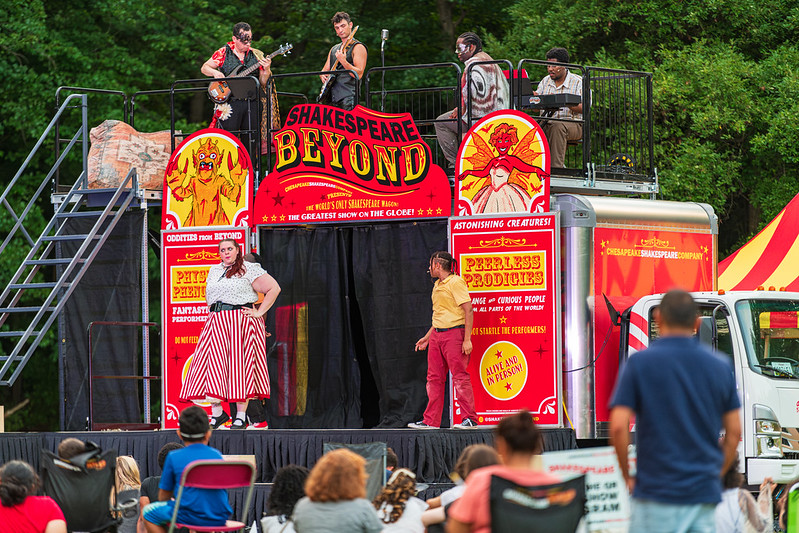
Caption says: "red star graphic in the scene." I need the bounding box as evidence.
[504,382,513,391]
[495,350,503,359]
[273,192,285,206]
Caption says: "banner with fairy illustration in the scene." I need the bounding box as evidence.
[161,128,253,230]
[449,213,561,426]
[456,110,550,216]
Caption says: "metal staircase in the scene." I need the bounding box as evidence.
[0,93,139,386]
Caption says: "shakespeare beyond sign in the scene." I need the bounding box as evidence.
[254,104,451,224]
[457,109,550,216]
[449,214,561,426]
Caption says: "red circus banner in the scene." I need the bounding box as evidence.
[254,104,451,225]
[449,214,561,426]
[592,227,715,422]
[160,227,248,429]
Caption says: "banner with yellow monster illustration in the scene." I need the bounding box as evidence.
[159,128,253,428]
[162,128,253,230]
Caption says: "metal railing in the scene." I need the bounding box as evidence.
[53,87,127,192]
[88,320,160,430]
[364,63,462,170]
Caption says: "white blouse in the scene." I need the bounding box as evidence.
[205,260,267,306]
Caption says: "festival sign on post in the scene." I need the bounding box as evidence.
[542,447,631,532]
[449,214,561,426]
[457,109,550,216]
[254,104,451,224]
[160,227,248,429]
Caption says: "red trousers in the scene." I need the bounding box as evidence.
[423,328,477,426]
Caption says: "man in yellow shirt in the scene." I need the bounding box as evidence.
[409,251,478,429]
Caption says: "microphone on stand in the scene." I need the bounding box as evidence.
[381,29,389,111]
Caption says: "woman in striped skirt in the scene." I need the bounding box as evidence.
[180,239,281,429]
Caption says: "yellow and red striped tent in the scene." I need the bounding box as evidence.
[719,193,799,291]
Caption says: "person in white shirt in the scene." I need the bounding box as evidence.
[534,47,583,169]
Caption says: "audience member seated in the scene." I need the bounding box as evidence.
[56,438,85,460]
[260,464,310,533]
[292,448,383,532]
[0,460,67,533]
[434,32,509,167]
[714,456,773,533]
[113,456,141,533]
[142,405,232,533]
[137,442,184,533]
[385,447,398,483]
[445,410,559,533]
[534,47,583,169]
[778,476,799,531]
[373,468,427,532]
[423,444,499,530]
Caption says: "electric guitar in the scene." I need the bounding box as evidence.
[207,43,293,104]
[317,26,360,103]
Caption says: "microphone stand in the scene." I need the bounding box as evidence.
[381,29,388,112]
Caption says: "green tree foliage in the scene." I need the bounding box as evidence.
[3,0,799,429]
[499,0,799,253]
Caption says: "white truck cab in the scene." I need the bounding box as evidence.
[626,290,799,484]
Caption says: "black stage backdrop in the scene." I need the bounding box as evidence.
[59,211,144,430]
[259,221,447,429]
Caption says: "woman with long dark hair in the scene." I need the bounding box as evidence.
[261,465,310,533]
[0,460,66,533]
[180,238,281,429]
[446,410,560,532]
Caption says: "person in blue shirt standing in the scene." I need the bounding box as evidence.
[609,289,742,533]
[142,406,232,532]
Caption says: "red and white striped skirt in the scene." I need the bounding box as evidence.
[180,309,270,402]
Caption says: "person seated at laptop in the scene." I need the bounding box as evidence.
[534,47,582,169]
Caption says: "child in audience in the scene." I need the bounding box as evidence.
[142,406,232,533]
[422,444,499,530]
[373,468,427,532]
[260,464,310,533]
[137,442,184,533]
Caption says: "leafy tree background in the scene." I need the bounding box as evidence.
[1,0,797,429]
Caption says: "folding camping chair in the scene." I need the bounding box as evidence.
[489,474,587,533]
[167,459,256,533]
[41,442,135,533]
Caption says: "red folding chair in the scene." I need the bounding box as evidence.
[167,459,256,533]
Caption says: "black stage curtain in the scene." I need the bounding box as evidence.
[351,222,448,427]
[259,222,447,429]
[259,226,361,428]
[59,211,143,430]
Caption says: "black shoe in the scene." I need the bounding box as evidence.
[209,412,230,429]
[230,417,248,429]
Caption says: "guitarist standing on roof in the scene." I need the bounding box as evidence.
[319,12,367,111]
[201,22,272,147]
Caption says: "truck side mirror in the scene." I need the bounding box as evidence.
[697,316,716,348]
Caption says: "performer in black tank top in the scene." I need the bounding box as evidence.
[319,12,368,111]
